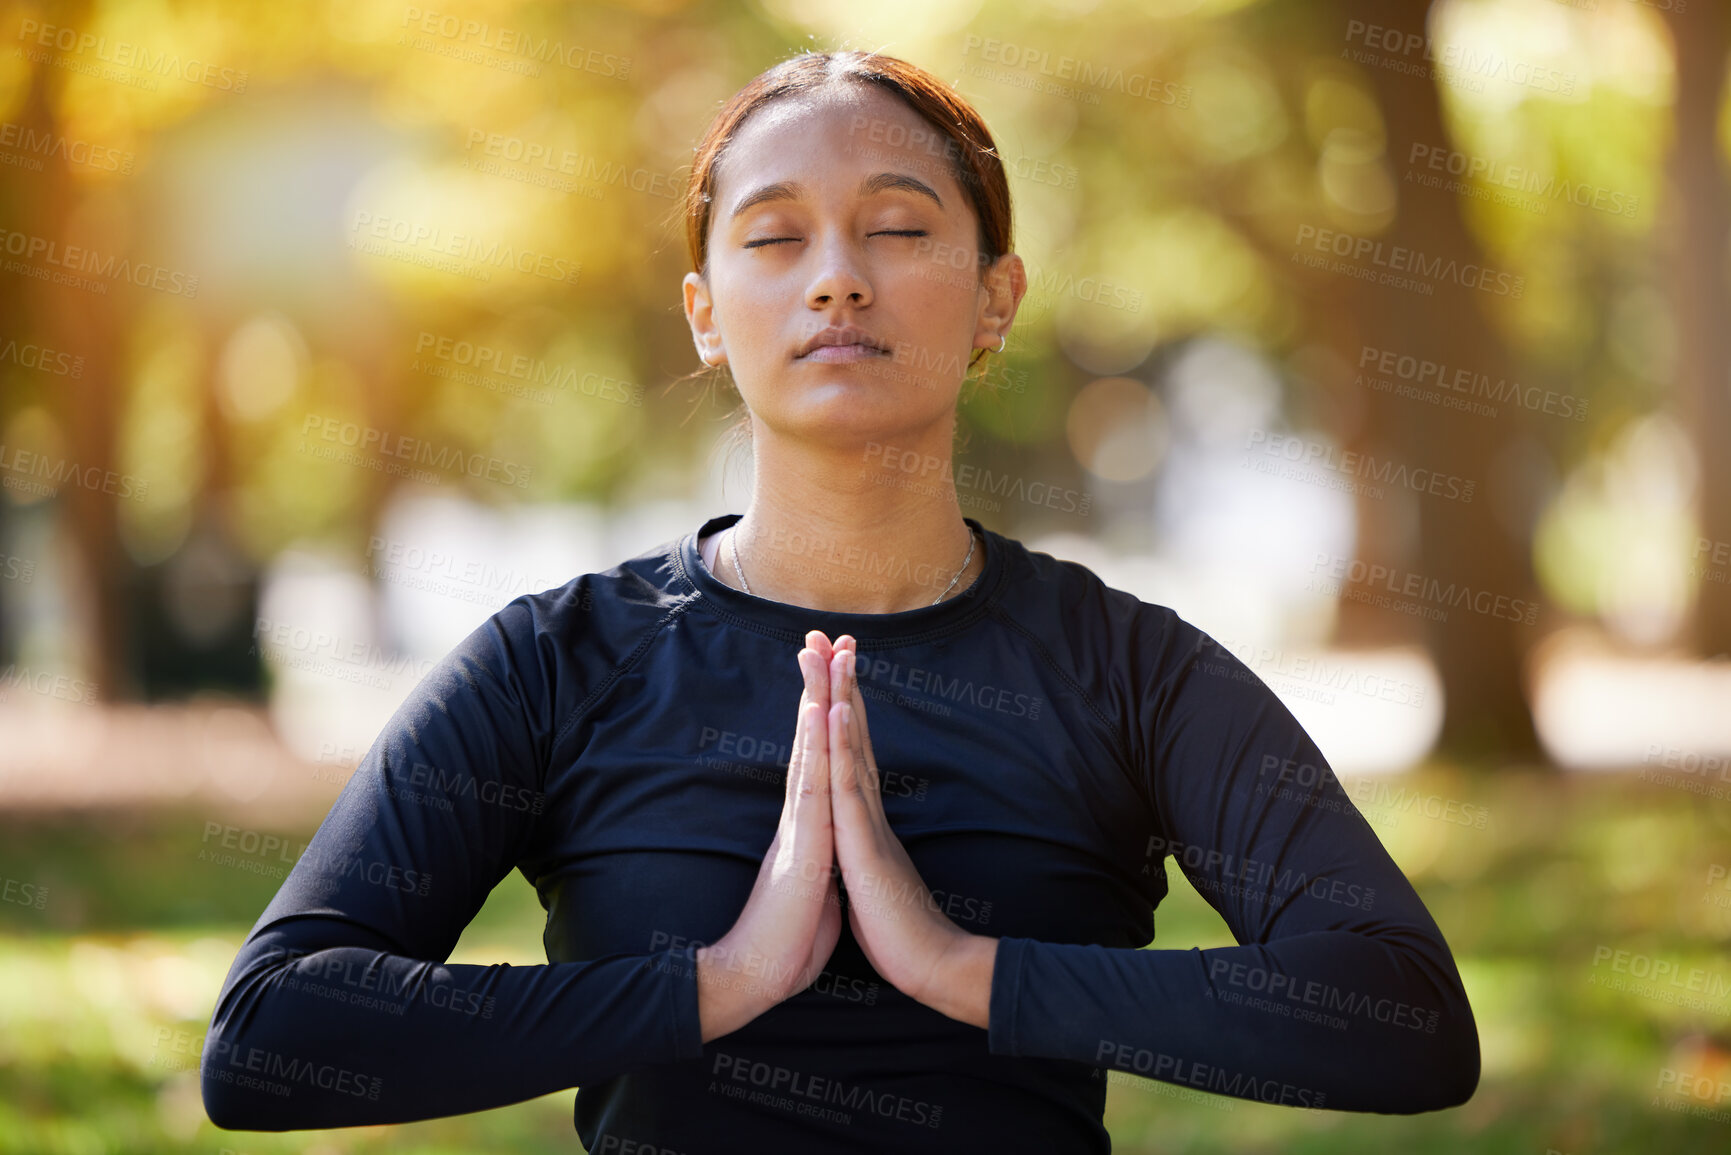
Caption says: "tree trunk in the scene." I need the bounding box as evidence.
[7,0,131,700]
[1327,0,1543,759]
[1664,5,1731,660]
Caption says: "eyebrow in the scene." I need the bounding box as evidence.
[727,171,944,222]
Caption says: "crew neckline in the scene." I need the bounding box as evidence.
[676,512,1005,645]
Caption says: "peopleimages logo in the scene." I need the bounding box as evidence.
[960,36,1191,107]
[1293,223,1524,298]
[709,1052,944,1128]
[199,1038,382,1101]
[0,223,200,297]
[1309,551,1540,626]
[1341,19,1576,96]
[0,440,150,503]
[16,18,250,91]
[348,212,581,285]
[1094,1041,1326,1108]
[0,121,134,174]
[1244,429,1476,504]
[1144,834,1376,911]
[0,335,82,377]
[1356,343,1587,422]
[399,7,632,79]
[460,128,679,201]
[298,414,531,488]
[1405,142,1638,219]
[412,331,641,406]
[1205,957,1441,1033]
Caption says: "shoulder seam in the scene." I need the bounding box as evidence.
[984,600,1140,791]
[548,598,696,755]
[986,602,1115,733]
[986,577,1173,842]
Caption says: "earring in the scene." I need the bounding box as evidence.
[995,333,1007,354]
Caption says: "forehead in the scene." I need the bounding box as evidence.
[716,85,963,206]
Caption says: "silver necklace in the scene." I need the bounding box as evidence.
[728,523,978,606]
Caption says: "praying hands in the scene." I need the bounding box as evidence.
[695,630,998,1041]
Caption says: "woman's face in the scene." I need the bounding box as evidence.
[683,85,1022,449]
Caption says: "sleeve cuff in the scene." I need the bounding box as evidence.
[668,943,705,1062]
[987,935,1028,1057]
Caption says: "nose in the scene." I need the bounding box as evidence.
[805,230,873,309]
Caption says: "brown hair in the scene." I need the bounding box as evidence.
[670,51,1014,454]
[685,51,1012,282]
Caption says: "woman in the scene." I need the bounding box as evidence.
[203,50,1479,1152]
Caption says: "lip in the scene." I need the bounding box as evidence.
[800,343,889,364]
[796,325,890,361]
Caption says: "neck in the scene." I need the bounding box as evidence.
[708,422,982,614]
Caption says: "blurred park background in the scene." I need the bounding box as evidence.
[2,0,1730,1150]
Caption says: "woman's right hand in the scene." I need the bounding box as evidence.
[695,630,843,1042]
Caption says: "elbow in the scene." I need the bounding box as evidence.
[1401,939,1480,1112]
[200,1023,284,1132]
[1435,1010,1481,1111]
[200,1028,252,1132]
[1412,990,1480,1113]
[202,1078,247,1133]
[1438,964,1482,1110]
[201,1067,248,1132]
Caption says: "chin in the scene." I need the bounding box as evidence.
[768,395,932,442]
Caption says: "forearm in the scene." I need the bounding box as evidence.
[917,933,998,1029]
[695,940,782,1042]
[987,930,1479,1113]
[204,924,703,1130]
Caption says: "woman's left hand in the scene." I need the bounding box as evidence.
[821,633,998,1028]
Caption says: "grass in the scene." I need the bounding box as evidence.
[1,765,1728,1153]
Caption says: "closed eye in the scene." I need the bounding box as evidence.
[742,230,928,250]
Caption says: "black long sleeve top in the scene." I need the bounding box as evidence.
[201,512,1479,1152]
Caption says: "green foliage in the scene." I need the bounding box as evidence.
[3,768,1729,1152]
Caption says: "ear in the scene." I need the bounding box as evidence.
[972,252,1027,353]
[683,270,727,366]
